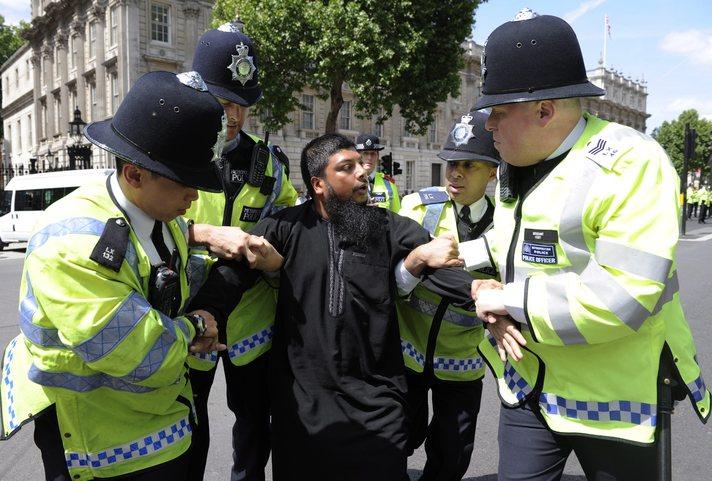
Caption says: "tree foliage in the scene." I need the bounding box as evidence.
[212,0,483,133]
[652,109,712,179]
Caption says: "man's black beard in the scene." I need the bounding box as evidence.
[324,186,385,251]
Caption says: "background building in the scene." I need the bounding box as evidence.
[1,3,650,193]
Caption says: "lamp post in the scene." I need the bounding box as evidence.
[67,107,91,169]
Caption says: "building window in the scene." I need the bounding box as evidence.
[54,95,62,134]
[110,6,119,46]
[301,94,314,130]
[15,67,19,88]
[69,35,77,69]
[110,72,119,113]
[54,46,61,77]
[431,163,442,186]
[89,82,97,121]
[339,101,351,131]
[41,102,47,139]
[428,118,437,143]
[89,22,97,58]
[26,59,30,79]
[16,119,22,153]
[372,113,383,138]
[150,3,170,44]
[26,114,32,150]
[406,160,415,191]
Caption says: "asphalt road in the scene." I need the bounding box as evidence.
[0,220,710,481]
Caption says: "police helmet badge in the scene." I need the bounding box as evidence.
[365,139,373,147]
[514,7,539,21]
[176,71,208,92]
[451,113,475,147]
[227,42,256,86]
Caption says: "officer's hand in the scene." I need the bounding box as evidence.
[195,225,252,260]
[246,235,284,272]
[421,233,464,269]
[471,279,504,300]
[188,310,227,354]
[486,314,526,362]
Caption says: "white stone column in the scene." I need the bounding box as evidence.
[70,19,87,115]
[89,2,108,121]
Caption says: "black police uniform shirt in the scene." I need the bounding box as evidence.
[192,200,475,481]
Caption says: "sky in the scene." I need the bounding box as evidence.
[2,0,711,133]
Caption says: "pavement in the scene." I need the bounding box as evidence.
[0,219,710,480]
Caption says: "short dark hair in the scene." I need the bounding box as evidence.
[300,134,356,196]
[114,157,160,180]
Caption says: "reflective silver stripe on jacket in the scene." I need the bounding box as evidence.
[407,296,480,327]
[65,416,191,469]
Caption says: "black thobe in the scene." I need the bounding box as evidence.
[194,200,475,481]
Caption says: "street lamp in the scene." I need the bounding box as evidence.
[67,107,91,169]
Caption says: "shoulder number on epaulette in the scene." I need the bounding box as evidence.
[418,189,449,205]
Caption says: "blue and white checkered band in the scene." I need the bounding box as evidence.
[176,71,208,92]
[451,113,475,147]
[217,22,241,33]
[227,42,256,86]
[514,7,539,21]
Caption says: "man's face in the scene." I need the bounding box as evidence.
[445,160,497,206]
[318,149,369,204]
[126,166,199,222]
[361,150,380,176]
[486,102,542,167]
[218,98,249,141]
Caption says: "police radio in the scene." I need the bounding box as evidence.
[148,251,181,318]
[248,131,270,187]
[498,162,517,203]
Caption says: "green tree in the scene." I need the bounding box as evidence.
[652,109,712,180]
[0,15,28,137]
[212,0,484,133]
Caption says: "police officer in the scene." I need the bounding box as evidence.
[397,111,499,481]
[355,133,401,211]
[458,10,710,480]
[687,185,699,219]
[185,23,298,481]
[0,71,230,481]
[698,184,709,223]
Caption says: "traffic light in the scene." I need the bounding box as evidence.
[381,154,393,176]
[393,161,402,176]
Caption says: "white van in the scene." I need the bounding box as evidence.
[0,169,114,249]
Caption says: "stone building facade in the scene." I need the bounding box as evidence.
[1,0,213,177]
[582,63,650,133]
[2,3,650,193]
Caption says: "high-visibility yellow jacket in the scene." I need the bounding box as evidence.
[370,171,400,212]
[185,134,297,369]
[461,113,710,444]
[397,188,497,381]
[0,178,200,480]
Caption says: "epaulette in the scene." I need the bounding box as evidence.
[383,174,396,184]
[90,217,130,272]
[417,187,449,206]
[269,144,290,175]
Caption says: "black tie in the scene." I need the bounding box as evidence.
[457,205,475,242]
[151,220,172,265]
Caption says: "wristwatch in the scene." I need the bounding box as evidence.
[186,313,207,337]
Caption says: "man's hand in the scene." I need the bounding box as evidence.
[486,314,527,362]
[187,310,227,354]
[404,233,463,277]
[247,235,284,272]
[471,279,504,299]
[190,224,252,260]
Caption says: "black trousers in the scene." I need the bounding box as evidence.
[497,400,657,481]
[405,368,483,481]
[687,202,697,218]
[698,204,708,223]
[188,350,271,481]
[34,405,191,481]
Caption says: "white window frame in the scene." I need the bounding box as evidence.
[428,117,437,143]
[110,6,119,47]
[339,101,351,131]
[110,71,119,113]
[150,3,171,45]
[406,160,415,191]
[88,22,97,59]
[301,94,314,130]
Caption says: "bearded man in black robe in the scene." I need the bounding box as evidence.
[193,134,477,481]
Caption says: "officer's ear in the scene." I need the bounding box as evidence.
[122,163,149,188]
[537,100,556,126]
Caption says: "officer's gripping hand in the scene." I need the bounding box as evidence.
[190,224,252,260]
[187,310,227,354]
[404,233,464,277]
[246,235,284,272]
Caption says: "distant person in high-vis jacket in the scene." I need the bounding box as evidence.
[185,23,298,481]
[0,72,276,481]
[356,133,400,211]
[459,9,710,481]
[397,110,499,481]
